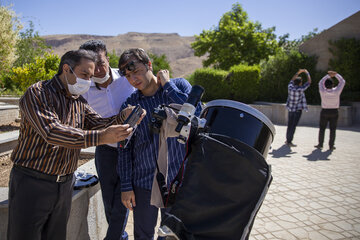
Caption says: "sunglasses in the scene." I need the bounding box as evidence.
[119,60,139,77]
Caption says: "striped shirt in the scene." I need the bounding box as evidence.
[286,81,310,112]
[118,78,201,191]
[11,75,125,175]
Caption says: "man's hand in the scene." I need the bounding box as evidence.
[99,124,133,145]
[328,71,337,78]
[122,191,136,211]
[157,69,170,87]
[120,105,147,125]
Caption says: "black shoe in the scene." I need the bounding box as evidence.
[314,144,323,149]
[285,141,297,147]
[330,146,336,151]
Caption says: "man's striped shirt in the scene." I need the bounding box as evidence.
[11,75,125,175]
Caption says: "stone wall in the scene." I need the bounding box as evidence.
[0,98,359,127]
[250,103,355,127]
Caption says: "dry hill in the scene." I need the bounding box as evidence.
[43,32,205,78]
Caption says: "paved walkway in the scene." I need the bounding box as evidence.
[250,124,360,240]
[124,124,360,240]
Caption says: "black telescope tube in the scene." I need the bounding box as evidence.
[175,85,204,133]
[186,85,204,108]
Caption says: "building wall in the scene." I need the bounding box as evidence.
[299,11,360,71]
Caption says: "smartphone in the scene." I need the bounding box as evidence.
[119,104,143,148]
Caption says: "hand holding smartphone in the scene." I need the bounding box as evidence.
[119,104,143,148]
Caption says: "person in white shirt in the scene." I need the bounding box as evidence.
[315,71,345,151]
[80,40,135,240]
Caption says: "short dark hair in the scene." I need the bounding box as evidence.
[79,40,108,55]
[57,49,97,75]
[325,79,334,89]
[294,77,302,86]
[118,48,150,70]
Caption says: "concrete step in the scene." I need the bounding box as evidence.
[0,105,19,126]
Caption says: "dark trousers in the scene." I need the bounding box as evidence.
[7,167,74,240]
[95,145,129,240]
[133,187,168,240]
[318,109,339,147]
[286,110,302,143]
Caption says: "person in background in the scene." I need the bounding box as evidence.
[7,49,144,240]
[285,69,311,147]
[80,40,134,240]
[117,48,201,240]
[314,71,345,151]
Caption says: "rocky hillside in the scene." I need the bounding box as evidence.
[43,32,205,78]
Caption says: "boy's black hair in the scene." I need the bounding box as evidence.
[325,79,334,89]
[294,77,302,86]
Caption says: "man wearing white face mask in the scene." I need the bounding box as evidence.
[8,49,145,240]
[80,40,134,240]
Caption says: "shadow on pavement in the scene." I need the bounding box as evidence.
[303,149,332,161]
[269,144,296,158]
[337,125,360,133]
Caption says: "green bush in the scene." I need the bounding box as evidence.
[229,64,260,103]
[329,38,360,102]
[108,49,119,68]
[185,72,195,85]
[259,50,320,104]
[148,52,172,76]
[191,68,229,101]
[3,52,60,92]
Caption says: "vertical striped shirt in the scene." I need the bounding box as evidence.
[11,75,125,175]
[118,78,201,191]
[286,81,310,112]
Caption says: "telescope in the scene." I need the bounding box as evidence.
[150,86,275,240]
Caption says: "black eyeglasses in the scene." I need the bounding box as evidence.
[119,60,139,76]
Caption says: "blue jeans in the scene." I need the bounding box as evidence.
[95,145,129,240]
[133,187,169,240]
[286,110,302,143]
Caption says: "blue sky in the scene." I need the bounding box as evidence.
[2,0,360,40]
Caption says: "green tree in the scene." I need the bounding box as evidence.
[108,49,119,68]
[0,5,22,73]
[13,21,51,67]
[148,52,172,76]
[279,28,319,53]
[3,52,60,92]
[259,49,320,103]
[329,38,360,101]
[191,3,279,70]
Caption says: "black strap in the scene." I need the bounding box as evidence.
[164,117,198,207]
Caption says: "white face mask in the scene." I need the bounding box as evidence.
[91,71,110,84]
[65,66,91,95]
